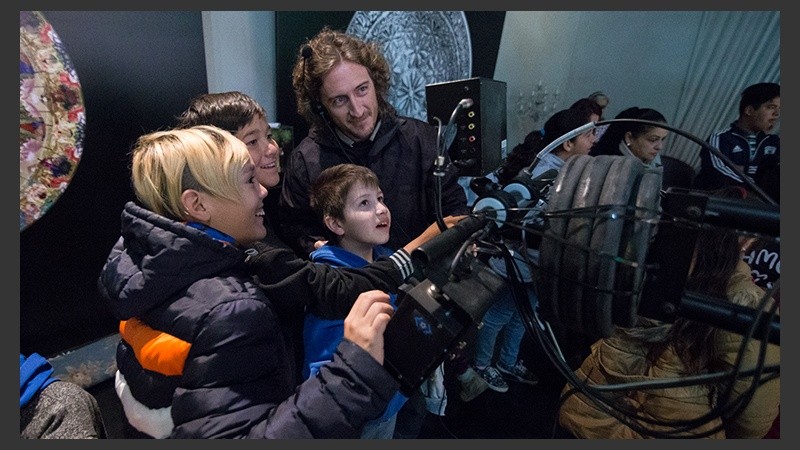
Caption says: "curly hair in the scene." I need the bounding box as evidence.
[291,27,396,129]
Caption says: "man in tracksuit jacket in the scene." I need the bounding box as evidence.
[695,82,780,191]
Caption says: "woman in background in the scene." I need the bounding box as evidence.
[590,106,668,169]
[558,188,780,438]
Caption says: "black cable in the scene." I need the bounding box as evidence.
[432,116,448,232]
[469,202,780,438]
[433,98,473,232]
[423,118,781,437]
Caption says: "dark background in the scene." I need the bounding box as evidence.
[20,11,208,357]
[274,11,506,140]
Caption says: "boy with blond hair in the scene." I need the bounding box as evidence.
[99,126,403,438]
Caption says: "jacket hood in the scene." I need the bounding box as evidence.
[98,202,246,319]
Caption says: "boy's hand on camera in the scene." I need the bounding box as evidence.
[402,215,468,253]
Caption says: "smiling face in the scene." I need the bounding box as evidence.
[320,60,379,142]
[625,126,669,164]
[201,159,268,246]
[324,180,390,259]
[235,117,281,188]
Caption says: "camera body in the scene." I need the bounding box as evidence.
[383,251,507,396]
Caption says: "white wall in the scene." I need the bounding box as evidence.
[496,11,702,148]
[202,11,776,150]
[202,11,277,121]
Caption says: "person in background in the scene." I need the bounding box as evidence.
[469,108,597,395]
[20,352,107,439]
[590,106,668,169]
[493,98,599,188]
[740,165,780,298]
[558,187,780,439]
[587,91,610,140]
[98,125,404,438]
[493,129,547,188]
[728,174,780,438]
[694,82,779,191]
[280,26,470,439]
[587,91,610,117]
[569,97,602,124]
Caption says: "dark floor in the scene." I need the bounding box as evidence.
[418,337,569,439]
[87,328,573,439]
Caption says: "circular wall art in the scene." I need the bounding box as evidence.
[20,11,85,232]
[347,11,472,121]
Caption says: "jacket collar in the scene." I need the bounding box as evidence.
[335,119,382,148]
[730,120,767,140]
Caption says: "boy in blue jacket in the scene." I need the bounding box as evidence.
[305,163,409,438]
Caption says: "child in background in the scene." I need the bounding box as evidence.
[470,108,597,394]
[20,353,107,439]
[694,82,779,191]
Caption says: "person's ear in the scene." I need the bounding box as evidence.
[323,215,346,237]
[562,139,574,153]
[623,131,634,147]
[181,189,211,222]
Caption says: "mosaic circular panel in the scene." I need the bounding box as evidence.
[20,11,85,231]
[347,11,472,121]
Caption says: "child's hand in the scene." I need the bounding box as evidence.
[402,215,467,253]
[343,290,394,364]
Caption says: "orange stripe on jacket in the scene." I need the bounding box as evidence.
[119,318,190,376]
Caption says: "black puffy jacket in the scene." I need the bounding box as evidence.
[98,202,398,438]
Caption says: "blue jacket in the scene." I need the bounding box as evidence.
[695,121,780,190]
[306,244,408,423]
[20,353,58,408]
[98,202,399,438]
